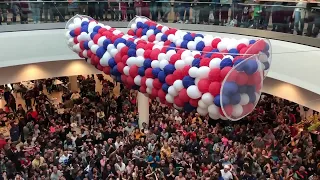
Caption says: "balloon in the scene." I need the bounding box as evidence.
[158,89,166,99]
[173,80,184,91]
[208,82,221,97]
[189,99,199,107]
[165,94,174,103]
[188,67,199,78]
[198,100,208,109]
[187,85,202,99]
[178,89,190,102]
[182,76,195,88]
[174,96,184,107]
[164,64,176,75]
[201,93,214,105]
[239,93,250,105]
[222,82,238,96]
[208,104,219,115]
[236,72,249,85]
[168,86,178,97]
[198,79,211,93]
[153,79,162,89]
[184,102,196,112]
[208,68,221,82]
[129,65,139,77]
[209,113,220,120]
[232,104,243,118]
[162,83,169,93]
[197,107,208,116]
[175,60,186,70]
[197,66,210,79]
[158,71,166,83]
[230,93,241,105]
[134,75,142,86]
[165,74,175,85]
[220,58,233,69]
[152,68,161,77]
[220,67,232,80]
[146,78,154,88]
[244,60,258,75]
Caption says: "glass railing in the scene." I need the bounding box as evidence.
[0,1,320,38]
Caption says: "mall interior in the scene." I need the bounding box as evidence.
[0,1,320,180]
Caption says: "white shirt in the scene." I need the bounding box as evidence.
[175,116,182,123]
[220,169,233,180]
[115,141,124,149]
[114,162,126,173]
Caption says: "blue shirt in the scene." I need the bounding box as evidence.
[147,155,160,168]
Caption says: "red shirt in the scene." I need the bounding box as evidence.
[0,138,7,149]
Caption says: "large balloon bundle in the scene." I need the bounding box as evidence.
[65,15,272,121]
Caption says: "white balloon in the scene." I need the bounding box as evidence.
[187,41,196,50]
[191,51,201,57]
[113,30,122,36]
[136,48,145,57]
[168,86,178,97]
[239,38,250,46]
[165,94,174,103]
[209,58,222,69]
[204,35,214,46]
[188,67,199,78]
[217,42,227,52]
[134,75,142,86]
[158,53,167,61]
[194,37,203,43]
[131,23,137,30]
[65,30,72,39]
[181,50,192,60]
[100,52,111,66]
[184,56,194,65]
[81,17,89,22]
[220,115,228,120]
[155,33,164,42]
[141,35,148,41]
[86,58,91,64]
[166,50,176,60]
[221,38,231,43]
[259,53,268,63]
[175,60,186,70]
[151,60,160,68]
[223,55,234,61]
[209,113,220,120]
[146,87,152,94]
[175,39,183,47]
[159,60,169,70]
[208,104,219,115]
[175,30,182,38]
[136,56,145,67]
[146,78,154,88]
[90,45,99,54]
[67,38,75,47]
[126,57,136,67]
[240,94,250,105]
[168,34,175,42]
[110,48,118,57]
[187,85,202,99]
[68,23,75,31]
[88,22,97,33]
[146,29,154,37]
[73,44,81,53]
[82,50,88,58]
[174,104,183,110]
[195,78,200,86]
[97,36,107,47]
[232,104,243,118]
[173,80,184,91]
[123,66,130,75]
[135,17,142,23]
[202,93,214,105]
[197,66,210,78]
[198,100,208,109]
[161,26,169,33]
[197,107,208,116]
[88,40,94,48]
[107,44,116,52]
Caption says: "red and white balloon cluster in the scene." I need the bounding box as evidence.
[65,15,272,121]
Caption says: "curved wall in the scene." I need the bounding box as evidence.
[1,29,320,110]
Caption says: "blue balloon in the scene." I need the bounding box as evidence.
[150,25,156,30]
[249,40,256,44]
[154,29,161,34]
[158,71,166,83]
[192,58,200,68]
[214,95,221,107]
[169,43,176,47]
[69,30,76,37]
[83,41,90,50]
[96,47,106,58]
[162,83,169,93]
[222,82,239,96]
[142,28,148,35]
[161,34,168,41]
[112,65,121,76]
[182,76,195,88]
[263,62,270,70]
[196,41,205,51]
[244,60,258,75]
[238,85,248,93]
[195,34,204,38]
[108,58,116,68]
[212,49,219,53]
[221,95,230,106]
[143,59,152,68]
[116,75,122,82]
[220,58,233,69]
[137,22,144,28]
[128,49,136,57]
[114,38,126,47]
[248,93,256,103]
[152,68,161,77]
[181,40,188,49]
[233,59,243,66]
[246,85,256,94]
[164,64,175,75]
[90,32,97,40]
[166,47,175,51]
[129,44,137,50]
[142,23,149,29]
[81,21,89,27]
[126,41,134,47]
[263,42,269,51]
[228,48,239,57]
[81,25,88,33]
[230,93,241,105]
[138,67,145,76]
[184,102,196,112]
[263,51,270,57]
[103,39,112,49]
[93,26,101,33]
[205,53,212,58]
[183,33,194,41]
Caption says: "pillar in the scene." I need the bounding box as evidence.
[138,92,149,128]
[69,76,78,92]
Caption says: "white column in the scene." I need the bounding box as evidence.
[69,76,78,92]
[138,92,149,128]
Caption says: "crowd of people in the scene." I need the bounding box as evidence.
[0,0,320,37]
[0,75,319,180]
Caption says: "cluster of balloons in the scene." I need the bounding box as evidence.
[65,15,272,121]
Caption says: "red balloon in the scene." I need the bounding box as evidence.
[222,105,233,117]
[161,47,167,54]
[158,89,166,99]
[87,50,93,58]
[145,43,155,50]
[148,34,156,42]
[237,43,247,52]
[73,37,78,44]
[178,89,189,103]
[117,62,125,73]
[239,47,248,55]
[136,43,145,50]
[228,70,238,82]
[150,49,161,60]
[243,103,254,115]
[247,71,262,85]
[136,28,143,37]
[165,74,175,85]
[103,66,111,74]
[220,67,232,80]
[121,75,127,83]
[93,34,101,44]
[236,72,249,85]
[120,46,129,56]
[153,79,162,89]
[141,76,147,86]
[74,27,81,36]
[151,88,158,97]
[211,38,221,48]
[198,79,211,93]
[169,54,181,64]
[172,69,184,80]
[139,86,147,93]
[144,50,152,58]
[78,51,84,58]
[182,65,191,76]
[126,76,134,86]
[211,53,223,59]
[127,29,135,36]
[115,53,122,63]
[203,46,213,53]
[145,68,154,78]
[232,56,243,63]
[164,40,171,46]
[129,65,139,78]
[98,28,107,34]
[194,54,201,58]
[174,96,184,107]
[189,99,199,107]
[200,58,211,67]
[208,82,221,96]
[121,55,129,64]
[208,68,221,82]
[96,64,103,71]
